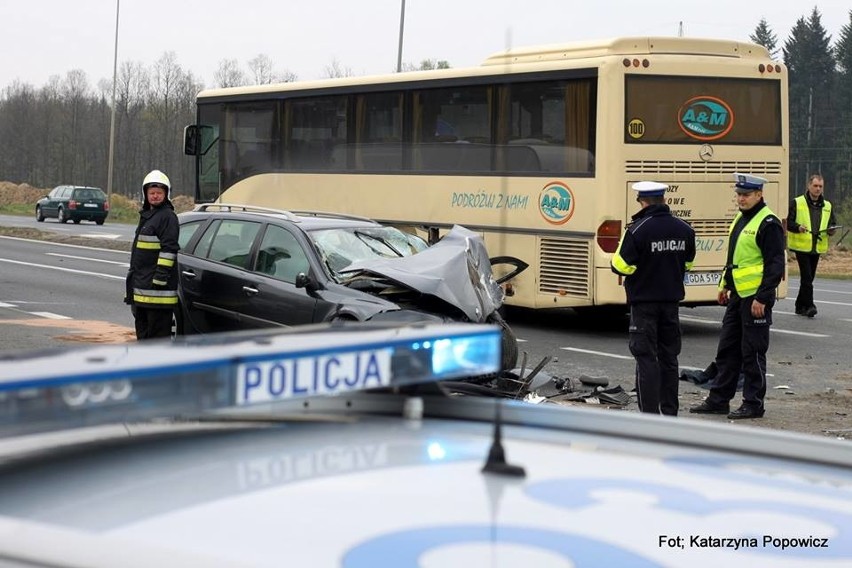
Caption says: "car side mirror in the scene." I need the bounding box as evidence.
[295,272,311,289]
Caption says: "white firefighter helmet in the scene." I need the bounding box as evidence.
[143,170,171,192]
[142,170,171,207]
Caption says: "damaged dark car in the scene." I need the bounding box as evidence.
[175,205,525,369]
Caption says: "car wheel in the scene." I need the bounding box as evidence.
[57,207,67,223]
[171,305,185,339]
[96,219,105,225]
[35,206,44,222]
[73,219,81,224]
[487,312,518,371]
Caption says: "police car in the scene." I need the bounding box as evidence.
[0,323,850,567]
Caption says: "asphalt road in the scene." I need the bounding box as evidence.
[0,213,135,242]
[2,233,851,404]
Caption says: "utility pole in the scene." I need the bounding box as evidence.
[396,0,406,72]
[107,0,120,204]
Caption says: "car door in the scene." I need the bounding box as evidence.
[43,187,62,217]
[178,219,262,333]
[240,224,320,327]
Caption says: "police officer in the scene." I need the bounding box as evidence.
[690,173,785,419]
[787,173,837,318]
[125,170,180,340]
[612,181,696,416]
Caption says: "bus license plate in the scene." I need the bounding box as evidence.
[236,348,393,405]
[684,272,721,286]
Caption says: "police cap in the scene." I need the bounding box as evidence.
[733,173,767,193]
[632,181,668,198]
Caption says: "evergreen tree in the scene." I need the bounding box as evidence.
[834,10,852,200]
[784,8,836,191]
[750,18,779,59]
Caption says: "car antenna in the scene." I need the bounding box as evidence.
[481,400,526,477]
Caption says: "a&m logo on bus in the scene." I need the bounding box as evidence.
[539,182,575,225]
[677,96,734,141]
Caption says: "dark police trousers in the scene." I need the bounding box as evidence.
[794,252,820,312]
[628,302,681,416]
[706,293,770,409]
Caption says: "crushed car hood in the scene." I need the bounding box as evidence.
[341,225,504,322]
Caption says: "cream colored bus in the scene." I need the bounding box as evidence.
[184,36,788,311]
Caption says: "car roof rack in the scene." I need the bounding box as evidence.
[288,210,376,223]
[192,204,376,224]
[193,203,300,221]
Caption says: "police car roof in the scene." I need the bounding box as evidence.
[0,325,851,567]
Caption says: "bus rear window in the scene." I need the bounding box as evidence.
[625,76,781,145]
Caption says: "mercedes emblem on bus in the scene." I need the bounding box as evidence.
[698,144,714,161]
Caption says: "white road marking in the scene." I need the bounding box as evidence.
[0,235,129,254]
[815,299,852,307]
[45,253,129,267]
[561,347,633,360]
[814,288,852,295]
[0,302,16,308]
[679,315,829,337]
[0,258,125,280]
[769,328,830,337]
[27,312,72,320]
[78,233,122,240]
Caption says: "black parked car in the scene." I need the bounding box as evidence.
[176,204,523,370]
[35,185,109,224]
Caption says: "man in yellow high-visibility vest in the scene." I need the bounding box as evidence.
[690,173,785,420]
[787,173,837,318]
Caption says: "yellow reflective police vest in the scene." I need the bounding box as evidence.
[722,208,773,298]
[787,195,832,254]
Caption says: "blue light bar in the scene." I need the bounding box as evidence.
[0,323,500,438]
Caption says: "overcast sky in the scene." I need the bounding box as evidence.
[3,1,850,92]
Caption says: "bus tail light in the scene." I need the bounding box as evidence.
[597,220,622,253]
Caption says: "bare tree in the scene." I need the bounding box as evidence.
[247,54,297,85]
[324,59,354,78]
[248,54,274,84]
[214,59,246,88]
[60,69,91,183]
[115,61,151,196]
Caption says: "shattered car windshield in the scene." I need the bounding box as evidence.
[309,226,427,277]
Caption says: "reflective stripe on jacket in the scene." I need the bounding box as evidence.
[127,204,179,308]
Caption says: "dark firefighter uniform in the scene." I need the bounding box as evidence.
[691,173,786,419]
[612,181,696,416]
[125,170,180,340]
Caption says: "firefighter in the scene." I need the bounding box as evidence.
[787,173,837,318]
[125,170,180,340]
[690,173,785,419]
[611,181,696,416]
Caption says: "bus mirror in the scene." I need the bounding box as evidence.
[596,220,623,253]
[184,125,200,156]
